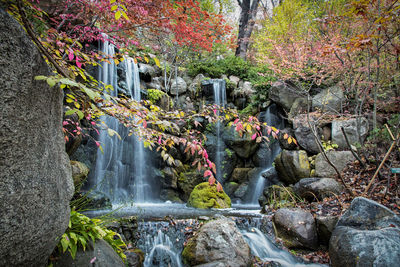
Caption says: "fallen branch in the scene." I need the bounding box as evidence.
[364,124,399,195]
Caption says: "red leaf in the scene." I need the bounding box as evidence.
[216,182,223,192]
[251,133,257,140]
[233,118,239,125]
[68,49,74,61]
[204,170,212,177]
[208,175,215,185]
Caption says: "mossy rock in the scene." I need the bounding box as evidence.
[70,161,89,187]
[187,182,231,209]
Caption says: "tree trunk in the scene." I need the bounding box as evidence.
[236,0,260,59]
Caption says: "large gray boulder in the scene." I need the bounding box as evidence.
[269,81,304,111]
[331,117,369,149]
[138,63,157,82]
[0,9,73,266]
[223,126,259,159]
[273,208,318,249]
[169,76,187,95]
[330,197,400,267]
[182,218,252,267]
[294,126,320,154]
[293,178,343,201]
[274,150,311,185]
[312,85,344,113]
[188,74,205,98]
[54,239,125,267]
[315,151,355,177]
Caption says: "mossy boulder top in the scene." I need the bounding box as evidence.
[187,182,231,209]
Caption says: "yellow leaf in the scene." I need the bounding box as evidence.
[154,57,161,68]
[121,10,129,21]
[271,126,277,132]
[144,56,149,63]
[288,137,293,144]
[111,5,118,11]
[114,58,119,65]
[110,0,116,3]
[283,133,289,139]
[246,124,252,132]
[115,10,121,20]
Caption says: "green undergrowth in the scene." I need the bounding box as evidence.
[54,210,126,262]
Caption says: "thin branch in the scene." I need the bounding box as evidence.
[341,126,366,168]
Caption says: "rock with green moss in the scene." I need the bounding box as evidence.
[177,170,204,201]
[70,160,89,187]
[274,150,311,185]
[187,182,231,209]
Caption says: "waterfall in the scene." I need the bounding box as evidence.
[242,228,324,267]
[143,230,182,267]
[212,79,226,182]
[90,36,156,205]
[245,104,284,205]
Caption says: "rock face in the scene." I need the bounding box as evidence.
[0,9,73,266]
[182,218,252,266]
[70,160,89,186]
[223,126,259,159]
[329,197,400,267]
[54,239,125,267]
[293,178,343,201]
[269,81,304,111]
[274,150,311,185]
[273,208,318,249]
[169,76,187,95]
[294,126,320,154]
[187,182,231,209]
[331,117,369,149]
[312,85,344,113]
[315,151,355,177]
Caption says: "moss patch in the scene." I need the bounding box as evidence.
[187,182,231,209]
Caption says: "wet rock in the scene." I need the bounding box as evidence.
[170,77,187,95]
[273,208,318,249]
[187,182,231,209]
[83,191,112,210]
[274,150,311,185]
[54,239,125,267]
[223,182,239,197]
[316,215,338,245]
[312,85,344,113]
[331,117,369,149]
[233,182,249,199]
[330,197,400,267]
[182,218,251,266]
[160,189,182,203]
[252,141,282,166]
[293,178,343,201]
[0,9,73,266]
[269,81,305,111]
[125,248,144,267]
[315,151,355,177]
[230,168,252,183]
[223,126,259,159]
[161,167,178,189]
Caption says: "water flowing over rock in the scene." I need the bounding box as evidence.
[331,117,369,149]
[293,178,343,201]
[314,151,355,177]
[274,150,311,185]
[273,209,318,249]
[0,9,73,266]
[329,197,400,267]
[182,218,252,266]
[312,86,344,113]
[54,239,125,267]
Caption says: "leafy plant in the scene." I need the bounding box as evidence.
[147,89,166,104]
[321,139,338,151]
[57,210,126,261]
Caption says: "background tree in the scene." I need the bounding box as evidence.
[236,0,260,59]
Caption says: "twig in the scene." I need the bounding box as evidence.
[340,126,366,168]
[364,124,398,195]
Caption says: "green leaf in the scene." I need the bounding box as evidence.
[69,242,77,259]
[65,109,84,120]
[60,235,69,253]
[35,75,47,80]
[46,78,57,87]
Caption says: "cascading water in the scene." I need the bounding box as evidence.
[211,79,227,182]
[245,104,284,205]
[242,228,324,267]
[90,36,155,204]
